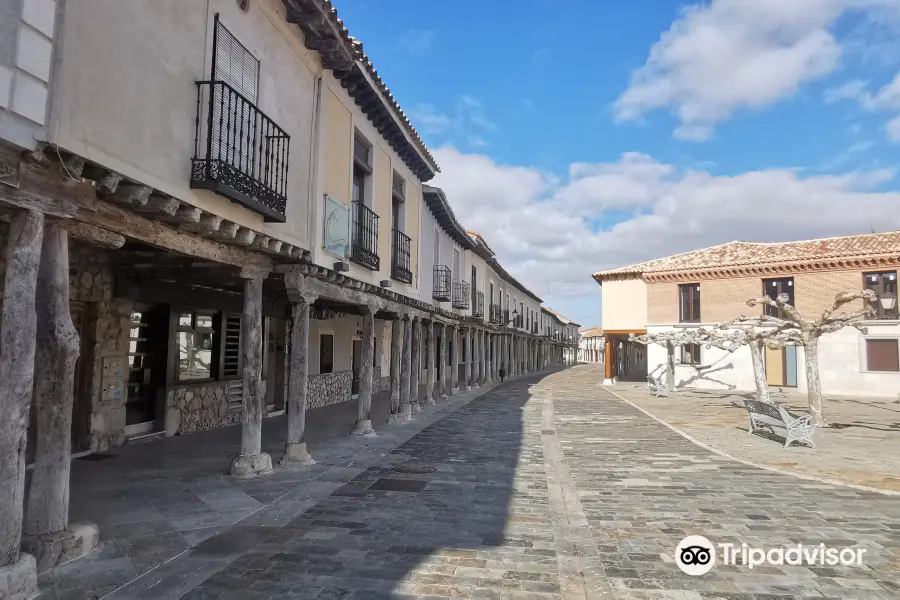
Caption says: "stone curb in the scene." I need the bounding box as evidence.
[602,386,900,497]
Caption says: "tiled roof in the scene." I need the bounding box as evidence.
[542,306,580,327]
[579,326,604,337]
[592,231,900,282]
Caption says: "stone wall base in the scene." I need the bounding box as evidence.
[0,553,37,600]
[20,522,100,574]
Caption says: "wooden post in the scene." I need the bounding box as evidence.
[352,304,377,435]
[424,320,436,405]
[450,325,459,394]
[282,293,316,465]
[21,227,99,572]
[0,210,43,590]
[389,316,403,420]
[230,270,272,478]
[464,327,472,389]
[410,317,422,412]
[438,323,448,399]
[399,315,413,418]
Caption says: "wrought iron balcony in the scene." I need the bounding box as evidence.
[433,266,451,302]
[472,291,485,318]
[351,201,380,271]
[452,281,470,310]
[490,304,502,325]
[391,229,412,283]
[191,80,289,223]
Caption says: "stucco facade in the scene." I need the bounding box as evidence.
[601,276,648,333]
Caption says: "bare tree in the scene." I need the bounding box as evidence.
[701,319,798,404]
[630,330,703,391]
[743,290,875,426]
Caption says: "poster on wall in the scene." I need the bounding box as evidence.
[323,194,350,259]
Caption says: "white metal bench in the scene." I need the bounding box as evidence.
[744,399,815,448]
[647,375,669,398]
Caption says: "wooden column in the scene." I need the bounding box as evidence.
[0,210,42,591]
[21,227,99,572]
[424,320,436,405]
[352,304,377,435]
[604,338,614,380]
[436,323,447,399]
[282,293,316,465]
[464,327,473,390]
[230,270,272,478]
[389,316,403,420]
[409,317,422,413]
[399,314,413,419]
[450,325,459,394]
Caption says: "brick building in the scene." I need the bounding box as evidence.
[592,232,900,397]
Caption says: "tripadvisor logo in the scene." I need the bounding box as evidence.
[674,536,867,576]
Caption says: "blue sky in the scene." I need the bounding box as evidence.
[335,0,900,328]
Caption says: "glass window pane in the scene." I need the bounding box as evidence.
[196,314,214,329]
[178,331,213,380]
[178,312,193,328]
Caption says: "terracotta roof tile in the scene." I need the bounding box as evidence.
[592,231,900,281]
[579,326,604,337]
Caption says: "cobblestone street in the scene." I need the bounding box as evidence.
[48,365,900,599]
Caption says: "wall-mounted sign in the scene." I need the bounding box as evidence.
[323,194,350,259]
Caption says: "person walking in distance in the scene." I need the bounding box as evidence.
[499,364,506,383]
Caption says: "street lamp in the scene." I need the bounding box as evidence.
[505,309,519,326]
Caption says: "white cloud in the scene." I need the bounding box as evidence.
[827,71,900,141]
[407,96,497,148]
[431,146,900,327]
[613,0,900,141]
[887,115,900,140]
[398,29,435,54]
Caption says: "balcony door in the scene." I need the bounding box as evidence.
[211,16,260,175]
[452,249,460,281]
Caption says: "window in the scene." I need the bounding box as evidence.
[681,344,701,365]
[453,249,460,280]
[319,334,334,374]
[353,134,372,207]
[391,170,405,233]
[762,277,794,318]
[679,283,701,323]
[864,271,898,320]
[866,339,899,372]
[177,311,216,380]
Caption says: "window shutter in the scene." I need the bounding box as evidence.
[866,339,899,372]
[222,314,242,378]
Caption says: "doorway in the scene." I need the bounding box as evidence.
[765,346,798,387]
[126,304,169,434]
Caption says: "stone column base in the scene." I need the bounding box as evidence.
[230,452,273,478]
[400,405,413,421]
[602,378,615,385]
[280,442,315,466]
[423,396,435,406]
[410,401,422,413]
[21,522,100,573]
[389,413,405,423]
[0,553,37,600]
[352,419,376,436]
[450,387,459,395]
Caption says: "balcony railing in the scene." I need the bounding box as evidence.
[351,201,379,271]
[452,281,470,310]
[192,80,289,223]
[391,229,412,283]
[472,291,485,318]
[433,266,451,302]
[490,304,502,325]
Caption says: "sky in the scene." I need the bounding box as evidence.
[335,0,900,328]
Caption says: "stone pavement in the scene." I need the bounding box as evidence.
[610,384,900,493]
[37,365,900,599]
